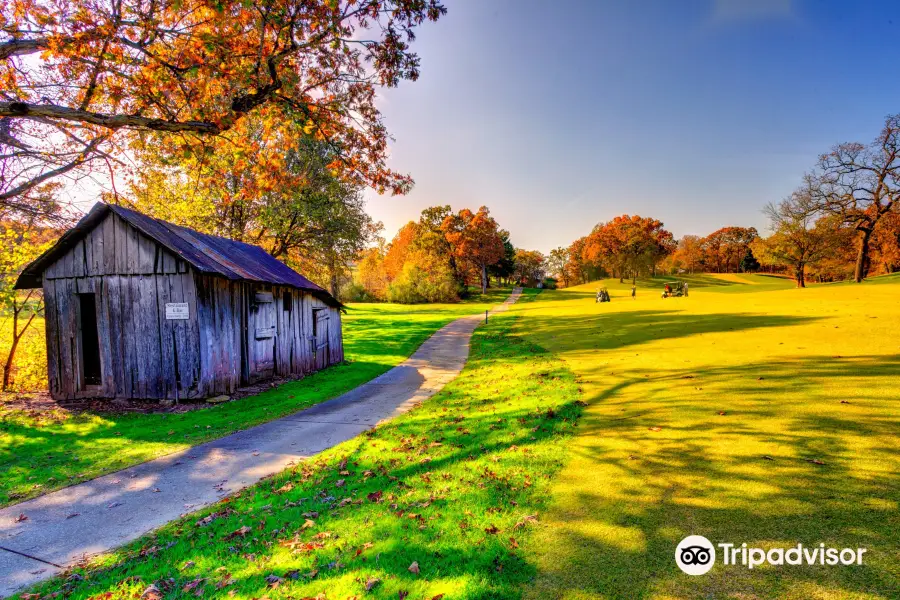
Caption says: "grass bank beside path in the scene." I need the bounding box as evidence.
[514,275,899,599]
[17,293,585,600]
[0,288,524,508]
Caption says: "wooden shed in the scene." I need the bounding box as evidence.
[16,202,344,402]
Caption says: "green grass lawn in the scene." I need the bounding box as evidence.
[515,275,899,599]
[0,290,514,508]
[17,294,584,600]
[8,276,898,599]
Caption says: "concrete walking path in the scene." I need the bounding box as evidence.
[0,289,523,597]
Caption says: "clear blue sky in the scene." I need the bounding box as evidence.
[365,0,900,253]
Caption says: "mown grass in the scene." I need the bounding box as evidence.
[0,290,515,508]
[514,275,899,599]
[16,295,584,600]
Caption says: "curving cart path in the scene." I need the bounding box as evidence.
[0,289,523,597]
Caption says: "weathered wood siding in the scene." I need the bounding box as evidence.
[41,213,344,401]
[328,306,344,364]
[42,213,201,400]
[194,274,243,396]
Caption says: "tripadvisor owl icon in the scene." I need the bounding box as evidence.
[676,535,716,575]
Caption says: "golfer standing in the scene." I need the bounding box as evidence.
[631,284,636,300]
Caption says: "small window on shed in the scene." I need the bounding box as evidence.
[283,291,292,312]
[312,307,323,337]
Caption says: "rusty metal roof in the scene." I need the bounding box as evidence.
[16,202,341,308]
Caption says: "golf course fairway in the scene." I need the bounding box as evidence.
[514,274,898,600]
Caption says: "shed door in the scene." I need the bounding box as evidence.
[313,309,329,370]
[250,290,276,379]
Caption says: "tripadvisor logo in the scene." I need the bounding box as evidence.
[675,535,867,576]
[676,535,716,575]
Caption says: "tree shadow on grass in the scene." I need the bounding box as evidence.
[521,309,821,353]
[528,353,900,600]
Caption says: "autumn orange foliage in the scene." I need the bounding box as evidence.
[0,0,446,208]
[441,207,504,294]
[581,215,675,282]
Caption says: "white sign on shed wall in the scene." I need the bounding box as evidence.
[165,302,190,320]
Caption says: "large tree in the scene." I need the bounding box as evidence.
[672,234,704,274]
[809,114,900,282]
[0,0,446,218]
[513,249,545,286]
[488,229,516,286]
[565,236,594,284]
[755,190,849,288]
[441,206,504,294]
[701,226,758,273]
[547,246,571,287]
[583,215,675,283]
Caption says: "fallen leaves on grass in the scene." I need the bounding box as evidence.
[140,584,162,599]
[648,426,662,432]
[365,576,381,591]
[182,578,205,593]
[367,490,383,502]
[13,513,27,522]
[224,525,252,540]
[514,514,539,529]
[408,561,420,574]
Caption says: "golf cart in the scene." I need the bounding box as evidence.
[596,287,611,303]
[661,281,686,298]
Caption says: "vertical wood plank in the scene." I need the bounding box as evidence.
[126,224,140,274]
[138,275,162,398]
[89,226,103,276]
[103,213,116,275]
[114,214,129,273]
[106,275,126,397]
[138,236,155,273]
[94,277,115,396]
[181,271,201,397]
[155,274,175,399]
[42,280,61,398]
[121,275,136,398]
[161,249,177,274]
[55,279,75,399]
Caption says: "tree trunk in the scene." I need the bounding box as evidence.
[795,263,805,288]
[854,228,872,283]
[329,263,339,300]
[481,264,487,295]
[2,335,20,391]
[2,311,21,391]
